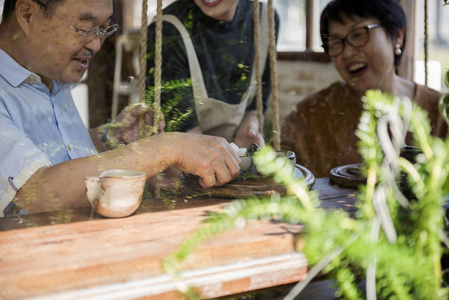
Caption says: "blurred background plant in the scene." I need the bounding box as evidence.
[439,71,449,124]
[145,79,193,132]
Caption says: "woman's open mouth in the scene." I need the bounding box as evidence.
[348,62,368,77]
[202,0,222,7]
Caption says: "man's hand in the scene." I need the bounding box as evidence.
[233,110,265,148]
[163,133,241,188]
[109,103,165,145]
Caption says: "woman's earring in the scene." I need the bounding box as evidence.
[395,43,402,56]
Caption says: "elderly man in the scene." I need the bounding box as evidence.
[0,0,240,216]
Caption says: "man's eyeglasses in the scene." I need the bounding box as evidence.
[33,0,118,42]
[322,24,382,57]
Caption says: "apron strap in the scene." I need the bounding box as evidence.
[158,3,270,107]
[158,15,209,104]
[152,5,271,141]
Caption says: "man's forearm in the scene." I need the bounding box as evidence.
[13,132,241,213]
[14,135,175,213]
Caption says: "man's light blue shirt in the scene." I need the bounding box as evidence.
[0,49,97,216]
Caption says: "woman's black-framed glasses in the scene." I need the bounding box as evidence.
[322,24,382,57]
[32,0,118,42]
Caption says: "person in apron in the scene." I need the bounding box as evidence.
[146,0,279,148]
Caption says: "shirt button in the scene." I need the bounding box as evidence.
[67,145,72,151]
[28,76,36,83]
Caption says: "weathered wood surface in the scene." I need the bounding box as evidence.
[0,178,357,299]
[314,177,358,214]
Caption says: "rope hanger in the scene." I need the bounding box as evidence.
[424,0,428,87]
[267,0,280,150]
[140,0,163,197]
[139,0,163,136]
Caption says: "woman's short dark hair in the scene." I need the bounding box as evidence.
[2,0,64,21]
[320,0,407,67]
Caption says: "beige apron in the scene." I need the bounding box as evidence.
[159,3,269,142]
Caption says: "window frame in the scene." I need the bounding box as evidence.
[277,0,330,63]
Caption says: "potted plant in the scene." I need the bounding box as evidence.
[162,3,449,297]
[162,87,449,299]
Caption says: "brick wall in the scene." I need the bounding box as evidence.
[264,60,342,140]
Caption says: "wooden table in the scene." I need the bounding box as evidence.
[0,178,356,299]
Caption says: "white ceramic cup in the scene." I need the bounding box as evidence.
[84,169,146,218]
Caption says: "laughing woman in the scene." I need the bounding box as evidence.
[281,0,448,178]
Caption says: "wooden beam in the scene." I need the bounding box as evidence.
[305,0,314,50]
[398,0,416,81]
[278,51,330,63]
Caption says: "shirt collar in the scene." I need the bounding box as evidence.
[0,48,42,87]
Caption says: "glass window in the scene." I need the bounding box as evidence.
[274,0,333,52]
[131,0,176,29]
[415,0,449,92]
[274,0,306,51]
[313,0,333,50]
[0,0,4,24]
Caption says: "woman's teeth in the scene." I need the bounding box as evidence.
[203,0,219,3]
[348,63,367,73]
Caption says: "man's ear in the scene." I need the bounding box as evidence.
[15,0,36,36]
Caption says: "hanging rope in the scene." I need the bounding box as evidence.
[268,0,280,151]
[139,0,148,107]
[253,0,263,136]
[153,0,163,136]
[138,0,149,143]
[139,0,163,198]
[424,0,428,87]
[152,0,164,199]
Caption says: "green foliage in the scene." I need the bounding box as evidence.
[440,71,449,125]
[145,79,193,132]
[354,90,449,299]
[235,170,260,181]
[446,70,449,88]
[163,91,449,299]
